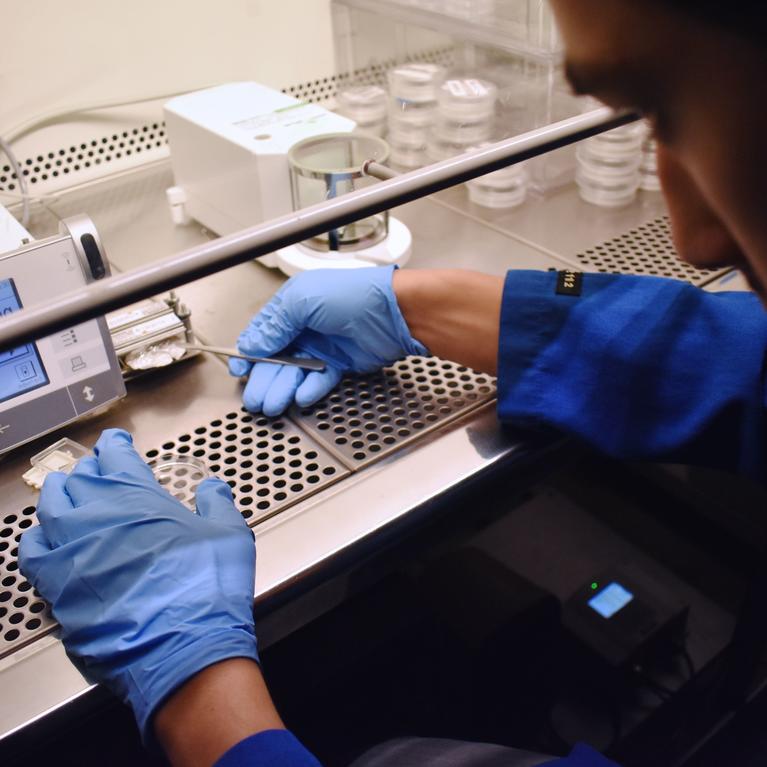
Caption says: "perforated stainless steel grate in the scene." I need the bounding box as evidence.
[0,507,54,655]
[0,408,349,660]
[144,409,349,525]
[573,216,721,286]
[293,356,496,468]
[0,122,168,192]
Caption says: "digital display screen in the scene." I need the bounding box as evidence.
[588,582,634,619]
[0,278,49,403]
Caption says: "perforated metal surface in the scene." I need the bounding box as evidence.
[0,122,168,192]
[0,408,349,660]
[293,357,496,468]
[0,507,54,655]
[573,216,720,285]
[144,408,349,525]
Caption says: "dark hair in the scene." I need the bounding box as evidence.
[661,1,767,42]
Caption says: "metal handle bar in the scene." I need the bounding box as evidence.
[0,107,638,350]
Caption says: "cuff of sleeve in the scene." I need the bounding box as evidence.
[214,729,322,767]
[540,742,622,766]
[129,627,260,745]
[496,269,570,426]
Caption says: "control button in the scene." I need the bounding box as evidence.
[69,370,125,416]
[51,322,100,353]
[15,361,35,381]
[60,329,78,347]
[57,343,109,379]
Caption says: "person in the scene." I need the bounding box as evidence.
[18,0,767,765]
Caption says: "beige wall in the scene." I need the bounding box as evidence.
[1,0,336,187]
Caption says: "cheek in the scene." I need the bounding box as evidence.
[656,146,747,270]
[679,136,767,296]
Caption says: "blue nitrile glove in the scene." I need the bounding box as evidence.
[229,265,428,415]
[18,428,259,743]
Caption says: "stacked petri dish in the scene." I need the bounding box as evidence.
[442,0,495,18]
[639,132,661,191]
[465,151,529,209]
[335,85,388,137]
[427,78,498,162]
[575,122,644,207]
[387,63,446,169]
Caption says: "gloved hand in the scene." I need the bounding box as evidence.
[229,265,428,415]
[18,428,258,743]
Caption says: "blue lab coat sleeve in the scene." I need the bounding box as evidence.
[213,733,618,766]
[541,743,621,766]
[497,271,767,482]
[214,729,322,767]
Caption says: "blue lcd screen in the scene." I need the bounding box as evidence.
[588,582,634,619]
[0,278,49,403]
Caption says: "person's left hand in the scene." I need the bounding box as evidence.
[18,428,259,743]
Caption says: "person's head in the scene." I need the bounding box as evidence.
[549,0,767,302]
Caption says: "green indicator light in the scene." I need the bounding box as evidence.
[590,582,599,590]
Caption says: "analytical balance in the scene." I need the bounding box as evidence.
[163,82,411,276]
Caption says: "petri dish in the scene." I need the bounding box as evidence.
[149,453,211,511]
[388,63,445,103]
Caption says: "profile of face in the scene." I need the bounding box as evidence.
[549,0,767,303]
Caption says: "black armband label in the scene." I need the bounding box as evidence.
[555,270,583,296]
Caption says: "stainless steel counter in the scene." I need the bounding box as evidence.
[0,158,694,744]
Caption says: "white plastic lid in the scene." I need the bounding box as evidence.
[388,63,446,102]
[336,86,388,123]
[438,78,497,121]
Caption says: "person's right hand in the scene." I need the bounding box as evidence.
[229,265,428,415]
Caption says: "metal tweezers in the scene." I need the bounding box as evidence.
[184,343,326,372]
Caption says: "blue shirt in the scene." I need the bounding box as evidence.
[216,271,767,767]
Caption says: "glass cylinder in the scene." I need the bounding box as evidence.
[288,133,390,252]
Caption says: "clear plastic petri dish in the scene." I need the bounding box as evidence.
[387,63,446,103]
[336,85,388,124]
[575,163,640,207]
[438,78,498,123]
[149,453,211,512]
[389,140,428,169]
[465,147,529,209]
[387,124,430,149]
[389,99,439,128]
[434,118,493,145]
[576,143,642,174]
[466,177,528,208]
